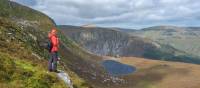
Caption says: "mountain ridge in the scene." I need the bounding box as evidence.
[126,25,200,58]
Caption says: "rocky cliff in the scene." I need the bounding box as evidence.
[58,25,200,64]
[59,25,158,57]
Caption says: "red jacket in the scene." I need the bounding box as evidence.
[49,33,59,52]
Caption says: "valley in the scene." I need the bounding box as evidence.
[1,0,200,88]
[58,25,200,64]
[103,56,200,88]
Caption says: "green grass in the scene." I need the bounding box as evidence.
[0,52,68,88]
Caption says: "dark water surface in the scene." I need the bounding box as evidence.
[102,60,136,76]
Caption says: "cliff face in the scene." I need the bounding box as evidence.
[59,25,158,57]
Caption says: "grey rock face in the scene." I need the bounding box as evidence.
[59,26,156,57]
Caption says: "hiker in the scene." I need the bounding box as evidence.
[48,28,59,72]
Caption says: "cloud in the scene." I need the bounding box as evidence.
[14,0,200,29]
[11,0,37,6]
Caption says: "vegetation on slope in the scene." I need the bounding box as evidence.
[0,52,67,88]
[0,0,54,31]
[0,16,68,88]
[143,43,200,64]
[0,0,91,88]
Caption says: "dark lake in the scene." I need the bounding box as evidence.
[102,60,136,76]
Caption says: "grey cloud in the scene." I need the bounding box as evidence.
[14,0,200,29]
[13,0,37,6]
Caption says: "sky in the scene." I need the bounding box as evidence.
[13,0,200,29]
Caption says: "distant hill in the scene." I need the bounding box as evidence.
[127,26,200,58]
[81,24,97,28]
[113,28,137,32]
[58,25,200,64]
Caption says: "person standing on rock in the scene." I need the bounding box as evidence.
[48,28,59,72]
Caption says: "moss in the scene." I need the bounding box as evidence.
[15,60,35,71]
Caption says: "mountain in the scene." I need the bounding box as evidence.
[81,24,97,28]
[2,0,200,88]
[58,25,200,64]
[114,28,137,32]
[127,26,200,58]
[58,25,157,57]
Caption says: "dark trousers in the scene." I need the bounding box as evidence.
[48,52,58,71]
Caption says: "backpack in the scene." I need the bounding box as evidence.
[47,39,53,52]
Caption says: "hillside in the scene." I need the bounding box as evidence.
[128,26,200,58]
[0,0,67,87]
[0,0,93,88]
[58,25,200,64]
